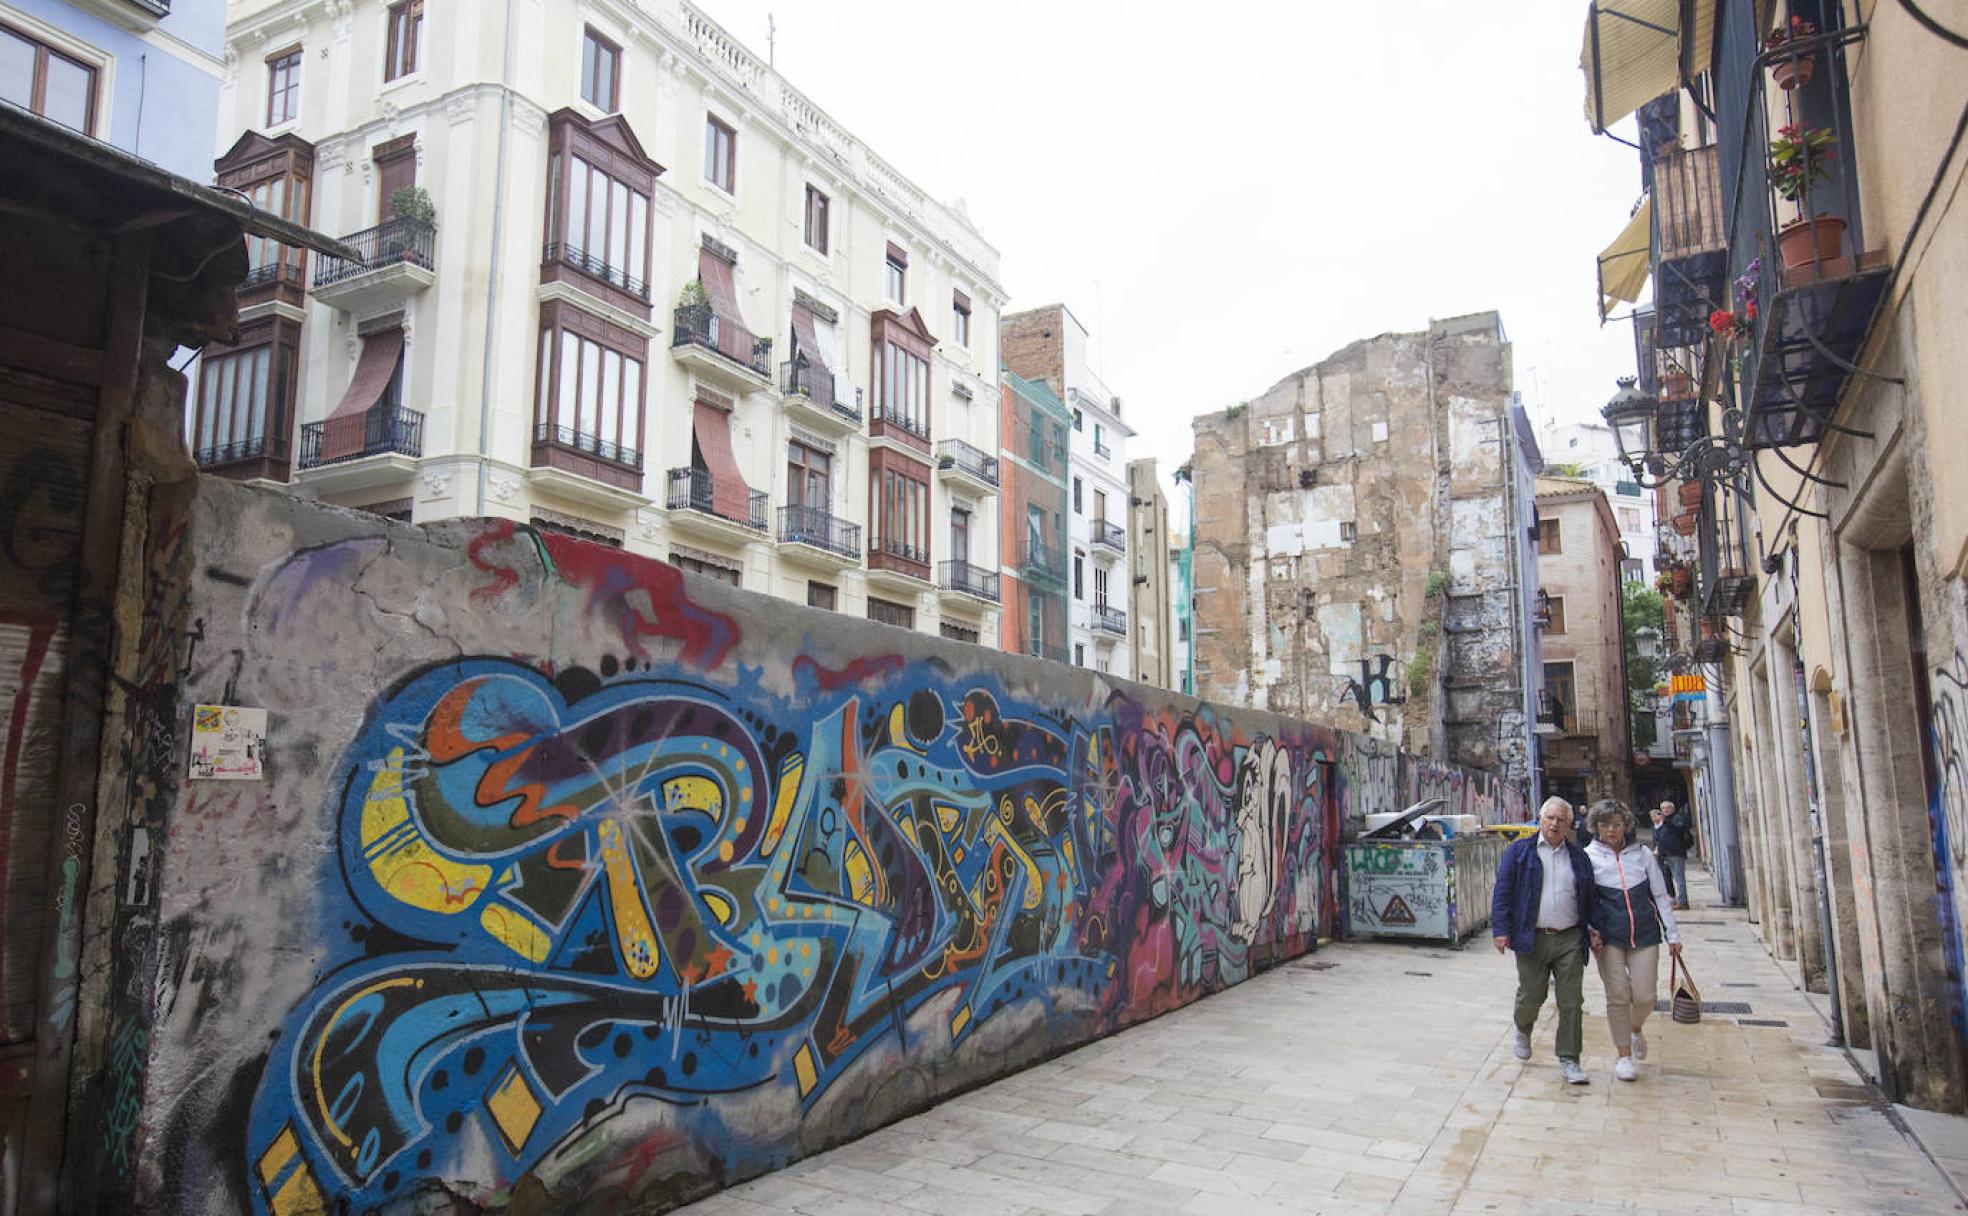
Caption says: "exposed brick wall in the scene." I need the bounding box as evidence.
[1001,306,1066,399]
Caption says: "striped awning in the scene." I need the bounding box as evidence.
[1580,0,1717,135]
[1598,197,1654,320]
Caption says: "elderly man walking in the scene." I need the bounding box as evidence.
[1492,796,1599,1084]
[1651,799,1694,910]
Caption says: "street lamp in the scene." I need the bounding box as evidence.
[1598,376,1752,493]
[1601,377,1656,471]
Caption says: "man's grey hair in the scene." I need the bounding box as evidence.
[1539,795,1573,819]
[1586,799,1637,838]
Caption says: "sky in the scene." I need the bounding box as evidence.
[693,1,1645,504]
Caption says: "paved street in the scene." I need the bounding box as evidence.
[679,869,1968,1216]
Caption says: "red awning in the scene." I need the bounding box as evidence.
[321,328,403,459]
[698,246,741,318]
[692,399,751,521]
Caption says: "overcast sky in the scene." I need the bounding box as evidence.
[695,1,1644,498]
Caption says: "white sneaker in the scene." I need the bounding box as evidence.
[1631,1030,1648,1060]
[1511,1029,1532,1060]
[1559,1058,1589,1085]
[1615,1056,1638,1082]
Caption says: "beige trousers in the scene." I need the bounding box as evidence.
[1596,943,1660,1051]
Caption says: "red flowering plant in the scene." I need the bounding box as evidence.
[1765,14,1817,48]
[1770,124,1838,202]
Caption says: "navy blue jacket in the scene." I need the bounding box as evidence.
[1492,836,1598,954]
[1653,807,1694,857]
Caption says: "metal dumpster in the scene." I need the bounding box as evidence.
[1346,830,1507,942]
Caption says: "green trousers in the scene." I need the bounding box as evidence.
[1514,928,1586,1061]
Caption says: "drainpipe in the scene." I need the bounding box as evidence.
[475,0,519,514]
[1786,537,1844,1044]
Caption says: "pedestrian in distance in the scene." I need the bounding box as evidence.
[1585,799,1682,1082]
[1650,798,1694,910]
[1492,795,1597,1085]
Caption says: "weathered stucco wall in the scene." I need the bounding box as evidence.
[112,478,1524,1215]
[1188,313,1533,791]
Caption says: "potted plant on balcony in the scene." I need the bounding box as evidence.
[676,278,711,341]
[386,186,436,264]
[1765,14,1817,90]
[1661,369,1694,400]
[1770,124,1845,272]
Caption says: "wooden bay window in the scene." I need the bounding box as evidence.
[542,108,661,313]
[532,300,647,490]
[215,132,314,305]
[192,317,301,481]
[870,308,934,453]
[868,449,930,579]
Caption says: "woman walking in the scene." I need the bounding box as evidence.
[1585,799,1681,1081]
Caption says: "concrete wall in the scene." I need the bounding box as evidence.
[102,476,1525,1214]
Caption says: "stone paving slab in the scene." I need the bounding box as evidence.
[676,868,1968,1215]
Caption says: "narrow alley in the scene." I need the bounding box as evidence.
[679,871,1968,1216]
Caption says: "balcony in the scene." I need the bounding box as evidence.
[780,359,862,435]
[866,536,932,592]
[296,405,423,492]
[869,405,930,456]
[1708,570,1756,618]
[939,559,1000,606]
[1018,539,1064,588]
[1092,437,1112,461]
[671,305,771,390]
[667,467,766,543]
[777,504,861,569]
[1092,603,1127,637]
[311,217,436,313]
[541,242,651,313]
[1721,24,1891,452]
[1651,145,1728,350]
[238,259,307,310]
[1091,519,1126,555]
[1534,689,1570,737]
[935,439,999,495]
[530,424,645,505]
[195,434,290,483]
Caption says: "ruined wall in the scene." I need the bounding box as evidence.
[1189,314,1530,795]
[108,478,1524,1215]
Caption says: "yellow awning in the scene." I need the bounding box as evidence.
[1580,0,1717,135]
[1597,197,1653,320]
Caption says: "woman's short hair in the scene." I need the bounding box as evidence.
[1586,799,1637,839]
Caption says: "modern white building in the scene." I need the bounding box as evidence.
[201,0,1008,644]
[1001,304,1136,677]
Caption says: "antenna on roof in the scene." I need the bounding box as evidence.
[767,13,776,67]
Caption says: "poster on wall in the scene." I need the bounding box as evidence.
[189,704,267,780]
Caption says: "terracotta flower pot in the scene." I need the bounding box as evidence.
[1678,482,1704,508]
[1779,214,1847,272]
[1673,512,1698,536]
[1662,372,1694,400]
[1771,55,1815,90]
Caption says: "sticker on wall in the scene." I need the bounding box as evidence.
[190,704,268,780]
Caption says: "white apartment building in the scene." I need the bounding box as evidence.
[1000,304,1136,678]
[1537,416,1653,585]
[201,0,1007,643]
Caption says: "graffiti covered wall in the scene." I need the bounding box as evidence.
[119,480,1522,1215]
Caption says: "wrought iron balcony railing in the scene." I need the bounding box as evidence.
[1025,639,1067,663]
[195,434,286,467]
[876,406,929,441]
[940,559,1000,603]
[936,438,999,486]
[871,536,930,567]
[1092,603,1127,636]
[666,466,766,529]
[542,242,649,301]
[1092,519,1126,552]
[778,504,860,559]
[535,424,641,469]
[299,406,424,470]
[1093,438,1112,460]
[1020,539,1060,576]
[780,359,861,422]
[313,216,436,286]
[672,305,771,377]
